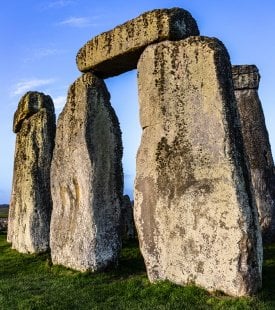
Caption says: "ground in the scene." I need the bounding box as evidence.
[0,233,275,309]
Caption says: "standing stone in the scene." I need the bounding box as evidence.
[50,72,123,272]
[120,195,135,240]
[7,92,56,253]
[135,37,262,296]
[76,8,199,78]
[232,65,275,243]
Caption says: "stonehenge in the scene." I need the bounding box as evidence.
[8,7,274,297]
[76,8,199,78]
[50,73,123,271]
[8,92,55,253]
[232,65,275,243]
[50,7,199,272]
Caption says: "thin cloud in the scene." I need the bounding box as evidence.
[45,0,75,9]
[11,79,55,97]
[34,48,62,58]
[57,17,97,28]
[53,95,66,110]
[24,48,64,62]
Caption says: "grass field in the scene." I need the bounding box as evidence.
[0,207,8,218]
[0,233,274,309]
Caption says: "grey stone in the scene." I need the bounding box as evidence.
[7,91,56,253]
[232,65,260,90]
[76,8,199,78]
[232,65,275,243]
[50,72,123,272]
[120,195,135,240]
[134,37,262,296]
[0,218,8,232]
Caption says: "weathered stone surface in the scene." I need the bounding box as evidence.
[120,195,135,240]
[232,65,260,90]
[50,72,123,272]
[7,92,56,253]
[232,65,275,242]
[134,37,262,296]
[76,8,199,78]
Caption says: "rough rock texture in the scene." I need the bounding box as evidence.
[232,65,275,243]
[120,195,135,240]
[76,8,199,78]
[50,72,123,272]
[7,92,56,253]
[134,37,262,296]
[232,65,260,90]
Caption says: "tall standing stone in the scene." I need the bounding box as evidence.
[7,92,56,253]
[135,37,262,296]
[232,65,275,242]
[50,72,123,272]
[76,8,199,78]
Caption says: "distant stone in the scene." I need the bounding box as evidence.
[50,72,123,272]
[0,218,8,232]
[232,65,260,90]
[120,195,135,240]
[135,37,262,297]
[76,8,199,78]
[232,65,275,243]
[7,92,56,253]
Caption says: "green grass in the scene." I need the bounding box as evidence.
[0,233,274,310]
[0,207,8,218]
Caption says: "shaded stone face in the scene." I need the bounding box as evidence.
[135,37,262,297]
[120,195,135,240]
[76,8,199,78]
[50,72,123,272]
[232,65,275,243]
[7,92,56,253]
[232,65,260,90]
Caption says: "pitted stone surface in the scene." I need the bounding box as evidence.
[50,72,123,272]
[7,92,56,253]
[232,65,260,90]
[120,195,135,240]
[232,65,275,242]
[76,8,199,78]
[134,37,262,296]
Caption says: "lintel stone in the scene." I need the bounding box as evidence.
[76,8,199,78]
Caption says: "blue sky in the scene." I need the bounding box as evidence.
[1,0,275,203]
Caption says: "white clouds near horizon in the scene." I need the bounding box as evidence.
[53,95,66,110]
[11,78,56,97]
